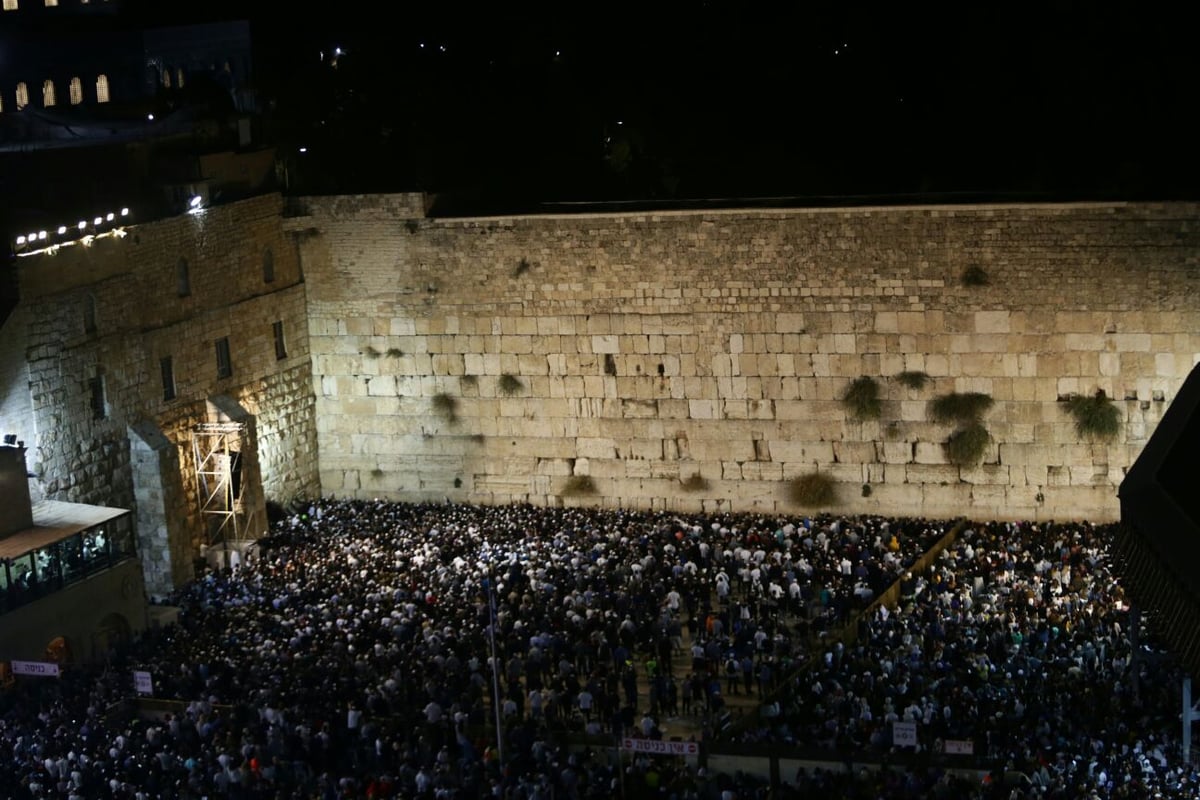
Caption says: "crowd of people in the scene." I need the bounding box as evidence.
[0,499,1195,799]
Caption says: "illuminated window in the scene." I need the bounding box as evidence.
[2,1,18,11]
[44,0,57,6]
[160,356,176,402]
[176,68,185,89]
[69,77,82,104]
[0,93,4,113]
[43,79,56,107]
[273,320,287,360]
[82,293,97,334]
[15,82,29,109]
[215,337,232,379]
[162,68,171,89]
[176,257,190,297]
[89,375,106,420]
[262,246,275,283]
[95,74,109,103]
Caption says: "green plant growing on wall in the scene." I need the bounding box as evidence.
[513,258,531,277]
[944,423,991,465]
[1063,389,1122,441]
[929,391,994,466]
[895,370,931,390]
[498,373,524,396]
[370,468,384,478]
[560,475,597,496]
[431,392,458,424]
[460,374,478,388]
[786,473,836,507]
[929,392,994,425]
[363,345,381,359]
[680,474,710,492]
[386,348,404,358]
[962,264,990,287]
[841,376,882,421]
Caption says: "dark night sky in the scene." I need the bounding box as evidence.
[45,1,1200,204]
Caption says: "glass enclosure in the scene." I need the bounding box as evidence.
[1,512,134,614]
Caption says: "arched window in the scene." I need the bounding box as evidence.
[95,74,109,103]
[262,246,275,283]
[69,77,82,105]
[162,68,171,89]
[176,257,191,297]
[42,79,56,107]
[15,82,29,110]
[176,68,185,89]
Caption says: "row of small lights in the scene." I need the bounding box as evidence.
[12,207,130,256]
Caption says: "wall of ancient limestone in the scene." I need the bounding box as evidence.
[296,194,1199,522]
[12,194,320,593]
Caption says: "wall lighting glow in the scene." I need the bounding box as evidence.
[93,217,103,226]
[189,196,203,209]
[106,212,115,222]
[78,221,87,230]
[16,236,26,245]
[120,208,129,216]
[37,231,47,240]
[57,226,67,235]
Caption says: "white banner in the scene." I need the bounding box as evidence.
[10,660,60,677]
[892,721,918,747]
[620,738,699,756]
[944,739,974,755]
[133,670,154,696]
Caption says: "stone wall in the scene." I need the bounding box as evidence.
[297,195,1200,521]
[13,194,321,593]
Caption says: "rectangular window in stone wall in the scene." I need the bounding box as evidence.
[88,375,106,420]
[82,292,97,334]
[160,356,176,401]
[272,320,287,360]
[215,337,232,379]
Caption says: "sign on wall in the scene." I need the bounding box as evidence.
[10,660,60,677]
[892,721,918,747]
[621,738,699,756]
[133,670,154,696]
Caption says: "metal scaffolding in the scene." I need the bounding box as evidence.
[192,421,256,545]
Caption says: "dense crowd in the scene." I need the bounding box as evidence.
[0,499,1194,799]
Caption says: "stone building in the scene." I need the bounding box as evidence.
[2,190,1198,607]
[3,193,319,596]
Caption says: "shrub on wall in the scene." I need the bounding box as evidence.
[432,392,458,423]
[895,370,931,390]
[560,475,597,496]
[1063,389,1122,440]
[962,265,990,287]
[787,473,836,507]
[680,473,710,492]
[841,376,882,421]
[499,374,524,395]
[944,423,991,465]
[929,392,994,425]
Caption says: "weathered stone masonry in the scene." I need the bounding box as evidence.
[296,195,1199,522]
[7,192,1199,595]
[14,194,320,594]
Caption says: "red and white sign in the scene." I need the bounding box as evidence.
[944,739,974,755]
[10,660,60,677]
[621,738,699,756]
